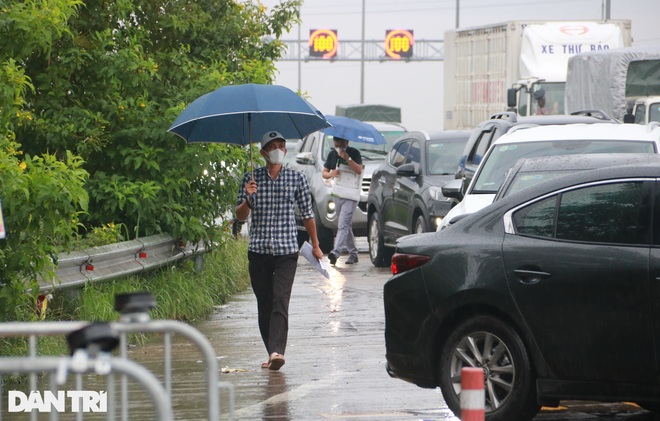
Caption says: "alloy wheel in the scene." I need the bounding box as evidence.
[449,330,514,412]
[368,216,379,261]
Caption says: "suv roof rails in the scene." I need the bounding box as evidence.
[489,111,517,123]
[570,110,613,121]
[505,123,540,135]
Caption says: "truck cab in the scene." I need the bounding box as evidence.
[507,80,565,117]
[633,96,660,124]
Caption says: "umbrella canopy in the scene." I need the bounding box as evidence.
[321,115,386,145]
[168,83,330,145]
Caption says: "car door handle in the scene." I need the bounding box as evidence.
[514,269,550,285]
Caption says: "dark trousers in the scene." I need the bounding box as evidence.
[248,251,299,356]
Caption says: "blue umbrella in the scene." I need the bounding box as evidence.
[321,115,386,145]
[168,84,330,145]
[168,84,331,174]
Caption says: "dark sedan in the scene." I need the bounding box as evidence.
[384,158,660,421]
[367,130,470,267]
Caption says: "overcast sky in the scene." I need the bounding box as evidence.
[260,0,660,131]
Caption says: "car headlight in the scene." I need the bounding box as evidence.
[429,186,444,201]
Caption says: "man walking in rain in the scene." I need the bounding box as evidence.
[235,131,324,370]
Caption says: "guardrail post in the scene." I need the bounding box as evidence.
[194,255,204,272]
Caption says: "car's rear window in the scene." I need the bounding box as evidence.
[472,140,656,194]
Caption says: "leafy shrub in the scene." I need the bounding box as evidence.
[0,144,88,321]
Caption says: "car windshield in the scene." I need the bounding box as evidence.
[471,139,656,194]
[427,140,466,175]
[323,131,406,161]
[502,170,574,197]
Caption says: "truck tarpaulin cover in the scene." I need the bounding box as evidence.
[335,104,401,123]
[566,45,660,120]
[520,21,625,81]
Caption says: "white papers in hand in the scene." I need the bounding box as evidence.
[300,241,330,279]
[331,162,362,201]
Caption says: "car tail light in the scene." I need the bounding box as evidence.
[391,253,431,275]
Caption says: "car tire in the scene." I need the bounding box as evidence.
[413,214,427,234]
[368,211,393,267]
[313,203,334,254]
[438,315,540,421]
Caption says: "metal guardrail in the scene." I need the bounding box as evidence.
[41,234,206,293]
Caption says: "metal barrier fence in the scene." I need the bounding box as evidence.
[0,352,174,421]
[0,293,235,421]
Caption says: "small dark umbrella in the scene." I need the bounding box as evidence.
[321,115,386,145]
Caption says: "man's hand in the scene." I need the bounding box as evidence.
[312,244,323,260]
[303,218,324,259]
[245,179,257,196]
[236,178,257,220]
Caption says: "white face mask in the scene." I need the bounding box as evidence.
[266,149,286,165]
[335,147,346,154]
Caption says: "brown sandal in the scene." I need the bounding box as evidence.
[268,352,285,371]
[261,361,270,369]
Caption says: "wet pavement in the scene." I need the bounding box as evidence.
[192,240,656,421]
[2,243,656,421]
[201,245,452,420]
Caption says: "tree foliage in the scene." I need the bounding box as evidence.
[0,0,88,320]
[0,0,301,320]
[17,0,301,239]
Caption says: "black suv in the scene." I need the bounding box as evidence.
[366,130,471,267]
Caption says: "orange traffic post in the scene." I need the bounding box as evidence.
[460,367,485,421]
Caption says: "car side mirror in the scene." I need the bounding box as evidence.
[448,212,471,226]
[295,152,315,165]
[396,163,419,176]
[441,178,465,201]
[507,88,518,109]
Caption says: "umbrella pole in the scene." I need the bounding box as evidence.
[248,114,256,204]
[249,113,254,179]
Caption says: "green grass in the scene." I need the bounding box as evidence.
[0,238,250,357]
